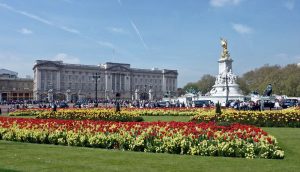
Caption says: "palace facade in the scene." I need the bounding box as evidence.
[0,69,33,102]
[33,60,178,102]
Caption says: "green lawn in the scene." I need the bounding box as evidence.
[0,116,300,172]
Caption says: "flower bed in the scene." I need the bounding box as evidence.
[132,108,212,116]
[191,110,300,127]
[35,109,143,122]
[8,108,210,120]
[0,117,284,159]
[9,108,49,116]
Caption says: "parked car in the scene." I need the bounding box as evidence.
[281,99,298,109]
[58,102,69,108]
[73,102,82,108]
[157,101,170,108]
[192,100,211,107]
[263,100,275,109]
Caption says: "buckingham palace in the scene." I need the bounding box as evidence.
[33,60,178,102]
[0,69,33,102]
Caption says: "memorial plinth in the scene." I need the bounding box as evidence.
[198,38,244,104]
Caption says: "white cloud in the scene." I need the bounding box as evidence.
[19,28,33,35]
[232,23,253,34]
[52,53,80,64]
[97,41,115,49]
[130,20,148,49]
[107,27,127,34]
[284,0,295,10]
[0,52,33,77]
[210,0,242,7]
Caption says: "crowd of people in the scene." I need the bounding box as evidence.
[0,97,299,115]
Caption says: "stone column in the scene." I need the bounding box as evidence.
[149,89,153,101]
[118,74,123,92]
[35,92,39,101]
[125,74,130,91]
[78,94,84,101]
[162,73,167,93]
[105,72,112,93]
[48,89,53,102]
[174,78,178,91]
[66,89,71,102]
[37,69,42,90]
[57,71,60,90]
[105,89,108,100]
[135,89,139,100]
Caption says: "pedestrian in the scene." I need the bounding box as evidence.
[0,107,2,115]
[274,100,281,110]
[52,103,57,112]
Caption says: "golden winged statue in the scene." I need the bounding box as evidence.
[220,38,229,59]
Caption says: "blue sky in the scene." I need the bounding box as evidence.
[0,0,299,87]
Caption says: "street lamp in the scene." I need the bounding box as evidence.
[144,85,147,100]
[115,92,121,113]
[92,72,101,107]
[139,85,147,100]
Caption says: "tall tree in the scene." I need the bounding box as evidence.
[183,83,200,94]
[183,63,300,97]
[183,75,215,95]
[238,64,300,96]
[196,74,216,95]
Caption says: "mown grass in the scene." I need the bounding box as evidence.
[0,115,299,172]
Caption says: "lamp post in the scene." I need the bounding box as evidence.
[115,92,121,113]
[144,85,147,100]
[92,73,101,107]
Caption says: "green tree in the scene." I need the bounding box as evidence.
[196,74,216,95]
[176,88,186,97]
[236,77,251,95]
[183,83,199,94]
[183,63,300,97]
[238,64,300,96]
[183,75,215,95]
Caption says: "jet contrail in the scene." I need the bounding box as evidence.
[0,2,116,50]
[0,2,79,34]
[130,20,148,49]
